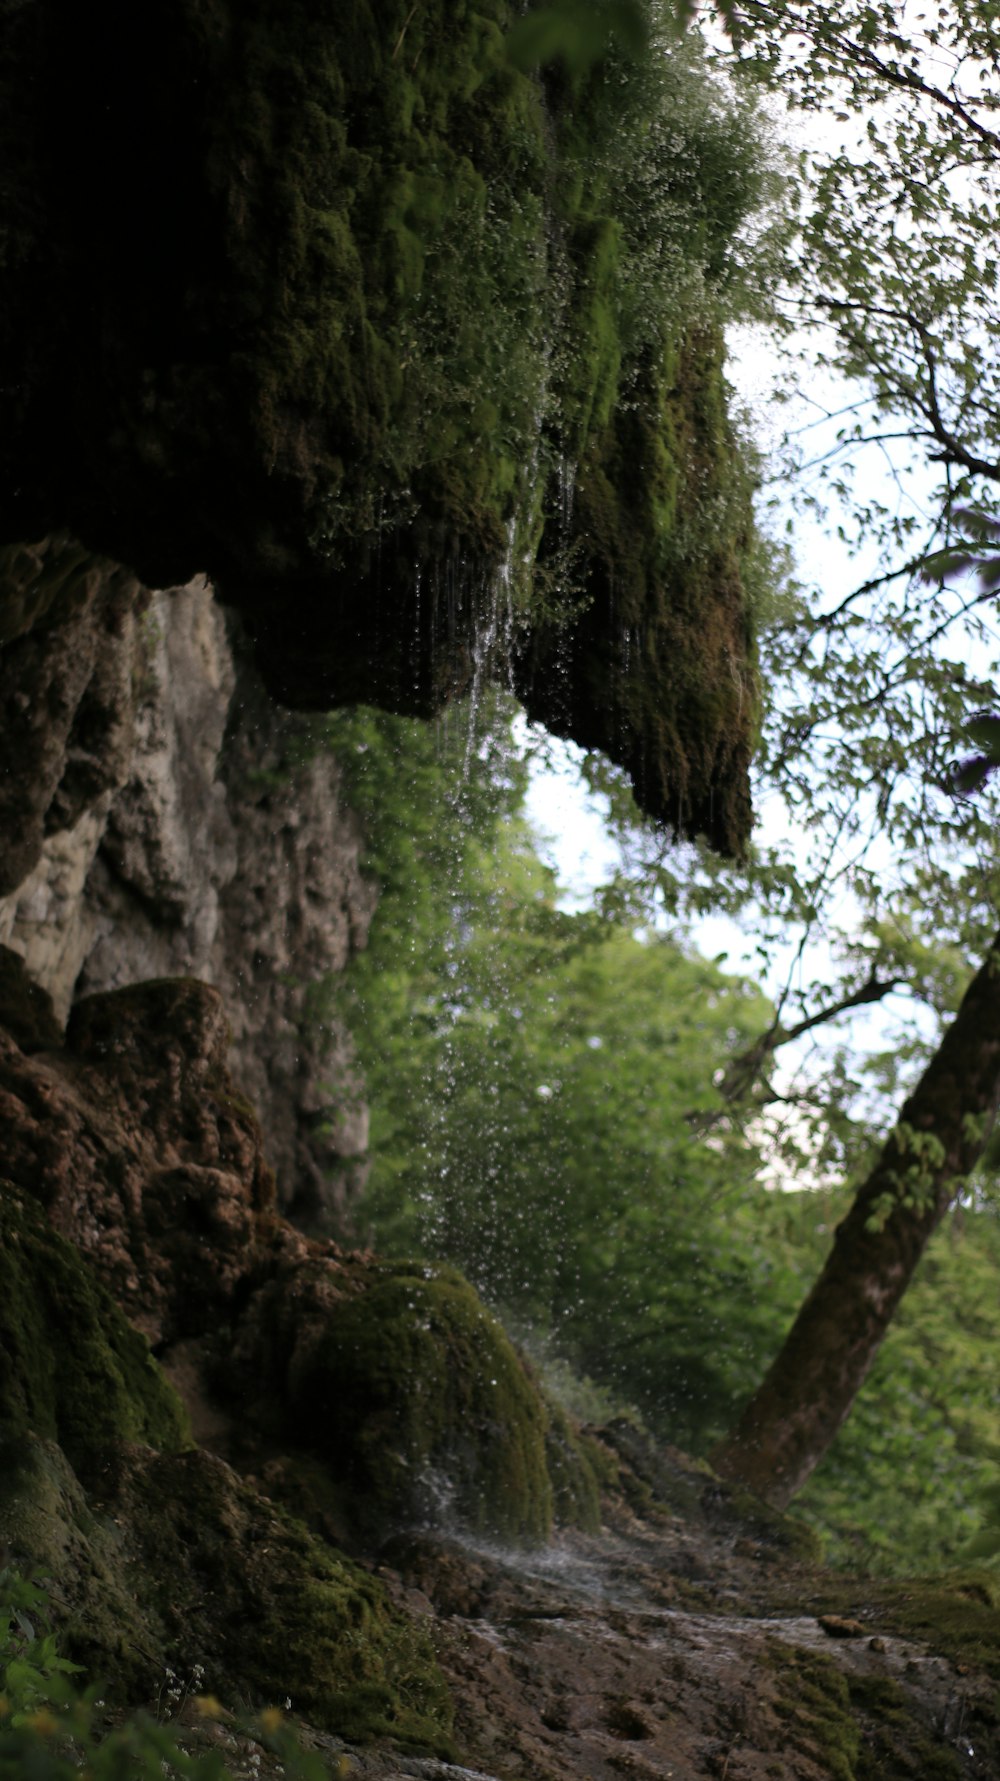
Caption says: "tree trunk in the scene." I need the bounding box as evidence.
[711,927,1000,1507]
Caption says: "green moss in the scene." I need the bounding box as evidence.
[0,1435,164,1701]
[846,1674,964,1781]
[518,322,759,853]
[759,1570,1000,1776]
[0,1435,454,1752]
[285,1261,554,1545]
[127,1450,455,1751]
[214,0,551,574]
[771,1645,859,1781]
[800,1572,1000,1680]
[0,1182,189,1479]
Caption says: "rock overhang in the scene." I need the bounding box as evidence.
[0,0,762,855]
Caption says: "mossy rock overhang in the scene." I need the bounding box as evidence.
[0,0,758,854]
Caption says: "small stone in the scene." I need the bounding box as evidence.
[818,1614,865,1638]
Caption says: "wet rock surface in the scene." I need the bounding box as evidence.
[157,1453,999,1781]
[368,1457,998,1781]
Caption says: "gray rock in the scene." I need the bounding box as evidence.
[0,537,146,895]
[0,551,377,1226]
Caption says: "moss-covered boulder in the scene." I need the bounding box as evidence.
[0,1183,454,1748]
[0,1435,455,1751]
[260,1260,557,1545]
[118,1447,456,1749]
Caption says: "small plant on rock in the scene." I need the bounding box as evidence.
[0,1565,341,1780]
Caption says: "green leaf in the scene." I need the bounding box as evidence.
[506,0,647,72]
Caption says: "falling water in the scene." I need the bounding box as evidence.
[464,516,521,773]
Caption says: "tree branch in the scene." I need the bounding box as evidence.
[715,970,904,1108]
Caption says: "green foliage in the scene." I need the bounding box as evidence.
[329,699,788,1452]
[0,1566,346,1780]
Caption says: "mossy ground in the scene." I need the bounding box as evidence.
[768,1644,979,1780]
[771,1645,860,1781]
[799,1569,1000,1681]
[757,1565,1000,1777]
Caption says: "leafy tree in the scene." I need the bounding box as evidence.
[328,697,1000,1565]
[789,1200,1000,1573]
[526,0,1000,1508]
[678,0,1000,1501]
[330,696,792,1451]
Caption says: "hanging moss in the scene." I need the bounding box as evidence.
[516,323,759,853]
[0,1182,189,1479]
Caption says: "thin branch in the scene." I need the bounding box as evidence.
[735,0,1000,154]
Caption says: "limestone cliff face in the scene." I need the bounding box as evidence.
[0,545,374,1223]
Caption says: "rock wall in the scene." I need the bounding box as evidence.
[0,545,376,1224]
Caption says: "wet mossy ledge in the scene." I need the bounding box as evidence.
[0,1147,599,1741]
[0,0,778,853]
